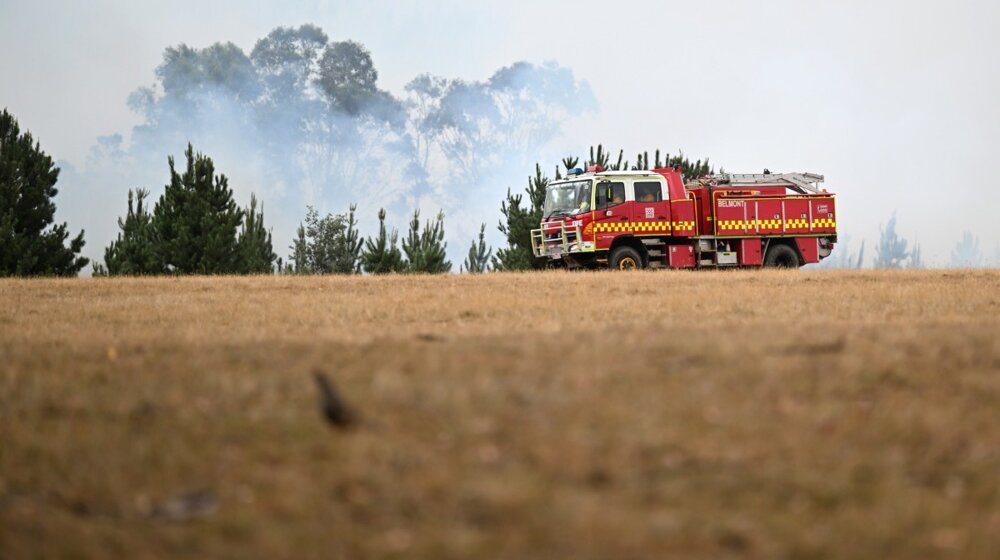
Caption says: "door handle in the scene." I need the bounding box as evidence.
[619,217,628,221]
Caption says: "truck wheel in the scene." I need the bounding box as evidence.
[610,246,643,270]
[763,244,800,268]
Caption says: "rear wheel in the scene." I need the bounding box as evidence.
[610,246,643,270]
[763,244,800,268]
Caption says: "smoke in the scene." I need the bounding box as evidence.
[58,24,597,271]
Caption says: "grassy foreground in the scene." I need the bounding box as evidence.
[1,269,999,559]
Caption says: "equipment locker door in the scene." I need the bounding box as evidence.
[592,180,629,251]
[631,180,671,236]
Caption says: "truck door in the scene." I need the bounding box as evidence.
[592,180,629,251]
[632,180,671,236]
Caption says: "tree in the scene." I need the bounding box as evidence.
[873,212,918,269]
[0,109,88,276]
[290,224,309,273]
[250,24,328,100]
[493,164,547,271]
[152,144,244,274]
[237,194,276,273]
[289,205,363,274]
[316,41,380,115]
[155,42,259,102]
[102,188,162,275]
[951,231,982,268]
[910,242,924,269]
[360,208,404,274]
[462,223,492,273]
[402,209,452,274]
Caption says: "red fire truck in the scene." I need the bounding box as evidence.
[531,166,836,269]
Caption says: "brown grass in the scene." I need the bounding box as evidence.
[1,269,999,559]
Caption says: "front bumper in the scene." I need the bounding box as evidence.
[531,221,588,258]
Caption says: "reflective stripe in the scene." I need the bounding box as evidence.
[716,218,837,230]
[593,222,633,232]
[593,220,695,233]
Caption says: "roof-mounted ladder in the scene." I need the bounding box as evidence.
[707,172,826,194]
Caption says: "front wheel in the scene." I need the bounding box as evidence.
[610,246,643,270]
[763,244,801,268]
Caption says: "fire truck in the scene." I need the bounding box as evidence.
[530,166,836,269]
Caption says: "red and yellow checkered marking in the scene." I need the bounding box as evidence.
[716,218,837,232]
[593,221,696,234]
[717,219,749,230]
[632,221,672,233]
[593,222,633,233]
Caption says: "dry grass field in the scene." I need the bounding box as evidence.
[1,269,999,559]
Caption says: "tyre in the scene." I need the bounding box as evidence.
[763,243,800,268]
[610,246,643,270]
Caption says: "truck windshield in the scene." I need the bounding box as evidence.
[543,180,592,218]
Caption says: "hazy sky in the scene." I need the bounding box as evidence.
[3,0,999,266]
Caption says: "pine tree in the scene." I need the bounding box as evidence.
[951,231,982,267]
[586,144,610,168]
[910,242,924,269]
[361,208,404,274]
[402,209,425,272]
[462,222,492,273]
[153,143,244,274]
[0,108,88,276]
[236,194,276,273]
[402,209,451,273]
[493,164,547,271]
[419,211,451,273]
[290,223,310,273]
[874,212,912,269]
[338,204,363,273]
[102,188,162,275]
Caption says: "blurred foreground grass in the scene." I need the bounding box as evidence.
[1,269,999,559]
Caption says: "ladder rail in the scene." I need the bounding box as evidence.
[706,172,826,194]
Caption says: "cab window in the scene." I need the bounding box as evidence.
[634,181,662,203]
[596,182,626,209]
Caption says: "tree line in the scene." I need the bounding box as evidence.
[91,141,470,276]
[4,106,999,276]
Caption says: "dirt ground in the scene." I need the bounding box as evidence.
[1,269,998,559]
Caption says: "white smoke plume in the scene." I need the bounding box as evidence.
[58,24,597,271]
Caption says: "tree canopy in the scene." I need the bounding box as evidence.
[99,144,273,275]
[153,144,245,273]
[0,109,88,276]
[101,188,162,275]
[289,205,363,274]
